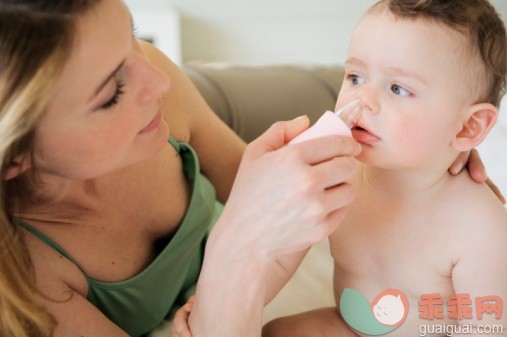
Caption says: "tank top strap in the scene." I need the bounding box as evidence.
[16,219,80,266]
[167,136,181,152]
[15,137,185,273]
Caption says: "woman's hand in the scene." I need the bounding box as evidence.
[168,298,194,337]
[210,116,361,258]
[188,116,362,337]
[449,149,505,204]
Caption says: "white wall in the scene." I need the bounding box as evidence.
[170,0,377,65]
[126,0,507,66]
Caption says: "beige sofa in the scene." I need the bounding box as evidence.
[183,62,345,142]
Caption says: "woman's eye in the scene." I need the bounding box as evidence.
[132,24,139,38]
[391,84,411,97]
[100,80,125,110]
[347,74,365,85]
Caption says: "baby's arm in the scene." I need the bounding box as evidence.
[451,204,507,336]
[262,307,358,337]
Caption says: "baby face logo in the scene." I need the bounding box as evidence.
[371,289,409,326]
[340,288,409,335]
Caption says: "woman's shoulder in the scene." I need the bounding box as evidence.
[20,226,89,298]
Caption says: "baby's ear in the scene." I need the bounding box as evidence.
[451,103,498,152]
[2,154,31,181]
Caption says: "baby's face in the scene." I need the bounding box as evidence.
[337,9,477,170]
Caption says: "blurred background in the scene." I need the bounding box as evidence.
[125,0,507,66]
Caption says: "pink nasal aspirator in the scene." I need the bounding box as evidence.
[288,99,361,145]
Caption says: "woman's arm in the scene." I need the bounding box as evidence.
[189,118,360,337]
[25,237,130,337]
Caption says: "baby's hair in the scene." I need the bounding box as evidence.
[370,0,507,107]
[0,1,100,336]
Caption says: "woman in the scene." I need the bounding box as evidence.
[0,1,498,337]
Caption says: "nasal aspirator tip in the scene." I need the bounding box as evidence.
[336,99,361,128]
[288,99,361,145]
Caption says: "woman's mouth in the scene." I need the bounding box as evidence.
[138,110,162,135]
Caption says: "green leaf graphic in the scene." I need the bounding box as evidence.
[340,288,398,336]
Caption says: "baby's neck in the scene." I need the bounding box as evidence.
[358,164,452,204]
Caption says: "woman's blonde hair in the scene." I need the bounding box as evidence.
[0,1,100,336]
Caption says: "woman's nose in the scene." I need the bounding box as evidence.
[135,55,171,103]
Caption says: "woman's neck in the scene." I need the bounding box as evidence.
[13,173,107,227]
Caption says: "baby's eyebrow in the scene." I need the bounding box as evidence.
[345,57,367,68]
[386,66,428,85]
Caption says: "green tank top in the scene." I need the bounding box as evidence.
[18,137,222,337]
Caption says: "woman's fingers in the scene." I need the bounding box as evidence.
[465,149,487,183]
[449,151,470,175]
[450,149,504,203]
[245,117,361,164]
[286,135,362,165]
[168,299,194,337]
[310,155,358,190]
[485,177,506,205]
[246,117,310,158]
[310,183,356,240]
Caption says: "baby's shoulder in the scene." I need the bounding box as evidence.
[446,173,505,219]
[442,173,507,246]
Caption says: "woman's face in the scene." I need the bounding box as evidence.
[31,0,170,180]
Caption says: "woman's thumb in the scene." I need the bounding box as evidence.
[247,116,310,158]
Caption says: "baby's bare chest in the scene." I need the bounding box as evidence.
[329,206,460,336]
[334,185,465,262]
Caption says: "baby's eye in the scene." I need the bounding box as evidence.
[346,74,365,86]
[391,84,411,97]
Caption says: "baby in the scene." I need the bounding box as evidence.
[263,0,507,336]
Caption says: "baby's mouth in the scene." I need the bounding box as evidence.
[351,124,381,144]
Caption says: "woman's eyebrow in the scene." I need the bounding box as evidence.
[88,10,134,102]
[89,60,125,102]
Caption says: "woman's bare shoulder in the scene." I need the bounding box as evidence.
[21,228,88,298]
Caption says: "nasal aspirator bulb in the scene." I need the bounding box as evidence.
[288,100,361,145]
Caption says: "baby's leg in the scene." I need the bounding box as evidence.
[262,307,358,337]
